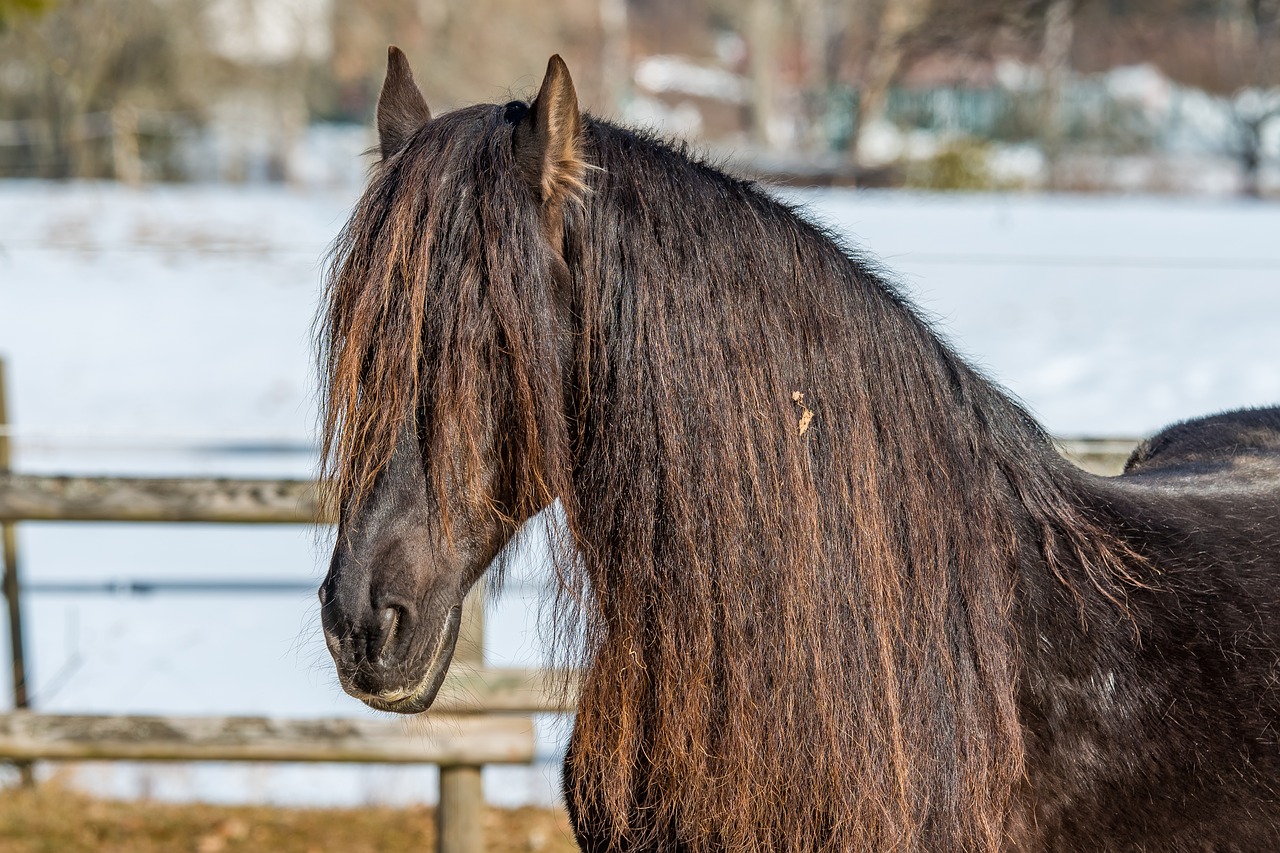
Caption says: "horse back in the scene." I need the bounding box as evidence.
[1027,406,1280,849]
[1123,406,1280,479]
[1113,406,1280,638]
[1114,406,1280,574]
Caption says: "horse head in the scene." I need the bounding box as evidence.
[317,47,584,714]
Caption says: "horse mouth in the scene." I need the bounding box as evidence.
[347,604,462,715]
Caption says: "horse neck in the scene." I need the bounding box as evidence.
[556,168,1158,849]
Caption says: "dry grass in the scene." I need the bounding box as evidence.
[0,783,580,853]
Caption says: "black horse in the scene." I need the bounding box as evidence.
[318,49,1280,851]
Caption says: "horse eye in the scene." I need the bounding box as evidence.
[502,101,529,124]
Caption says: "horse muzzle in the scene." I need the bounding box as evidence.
[320,582,463,715]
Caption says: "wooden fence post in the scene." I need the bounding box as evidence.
[438,583,485,853]
[0,357,34,786]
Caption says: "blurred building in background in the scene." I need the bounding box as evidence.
[0,0,1278,193]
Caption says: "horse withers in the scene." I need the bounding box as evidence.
[318,48,1280,852]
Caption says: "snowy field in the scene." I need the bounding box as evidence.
[0,181,1278,805]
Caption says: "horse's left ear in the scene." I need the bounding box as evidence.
[377,46,431,160]
[514,55,586,205]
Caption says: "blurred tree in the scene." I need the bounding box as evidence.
[327,0,607,124]
[1232,96,1280,197]
[600,0,632,113]
[2,0,1276,187]
[796,0,857,152]
[0,0,53,30]
[1039,0,1074,190]
[0,0,215,178]
[747,0,785,149]
[853,0,932,166]
[837,0,1280,190]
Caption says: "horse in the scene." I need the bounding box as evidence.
[317,48,1280,852]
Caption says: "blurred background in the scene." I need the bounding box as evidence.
[0,1,1278,851]
[3,0,1280,190]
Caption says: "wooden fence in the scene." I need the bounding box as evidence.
[0,355,580,853]
[0,361,1137,853]
[0,468,575,851]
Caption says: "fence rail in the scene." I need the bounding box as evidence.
[1055,438,1139,475]
[0,711,536,765]
[0,473,324,524]
[0,438,1138,527]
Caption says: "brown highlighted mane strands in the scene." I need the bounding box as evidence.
[555,127,1149,853]
[320,104,573,529]
[319,52,1280,853]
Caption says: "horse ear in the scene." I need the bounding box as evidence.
[377,46,431,160]
[514,55,586,205]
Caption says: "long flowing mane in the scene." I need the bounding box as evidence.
[320,105,571,528]
[320,106,1147,851]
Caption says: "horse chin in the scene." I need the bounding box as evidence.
[352,604,462,715]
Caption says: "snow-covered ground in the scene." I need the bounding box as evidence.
[0,182,1277,805]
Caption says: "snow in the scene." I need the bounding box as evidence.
[1103,64,1174,117]
[791,189,1280,434]
[1,181,1278,804]
[633,55,749,104]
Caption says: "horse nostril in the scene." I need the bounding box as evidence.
[379,605,399,637]
[374,606,401,663]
